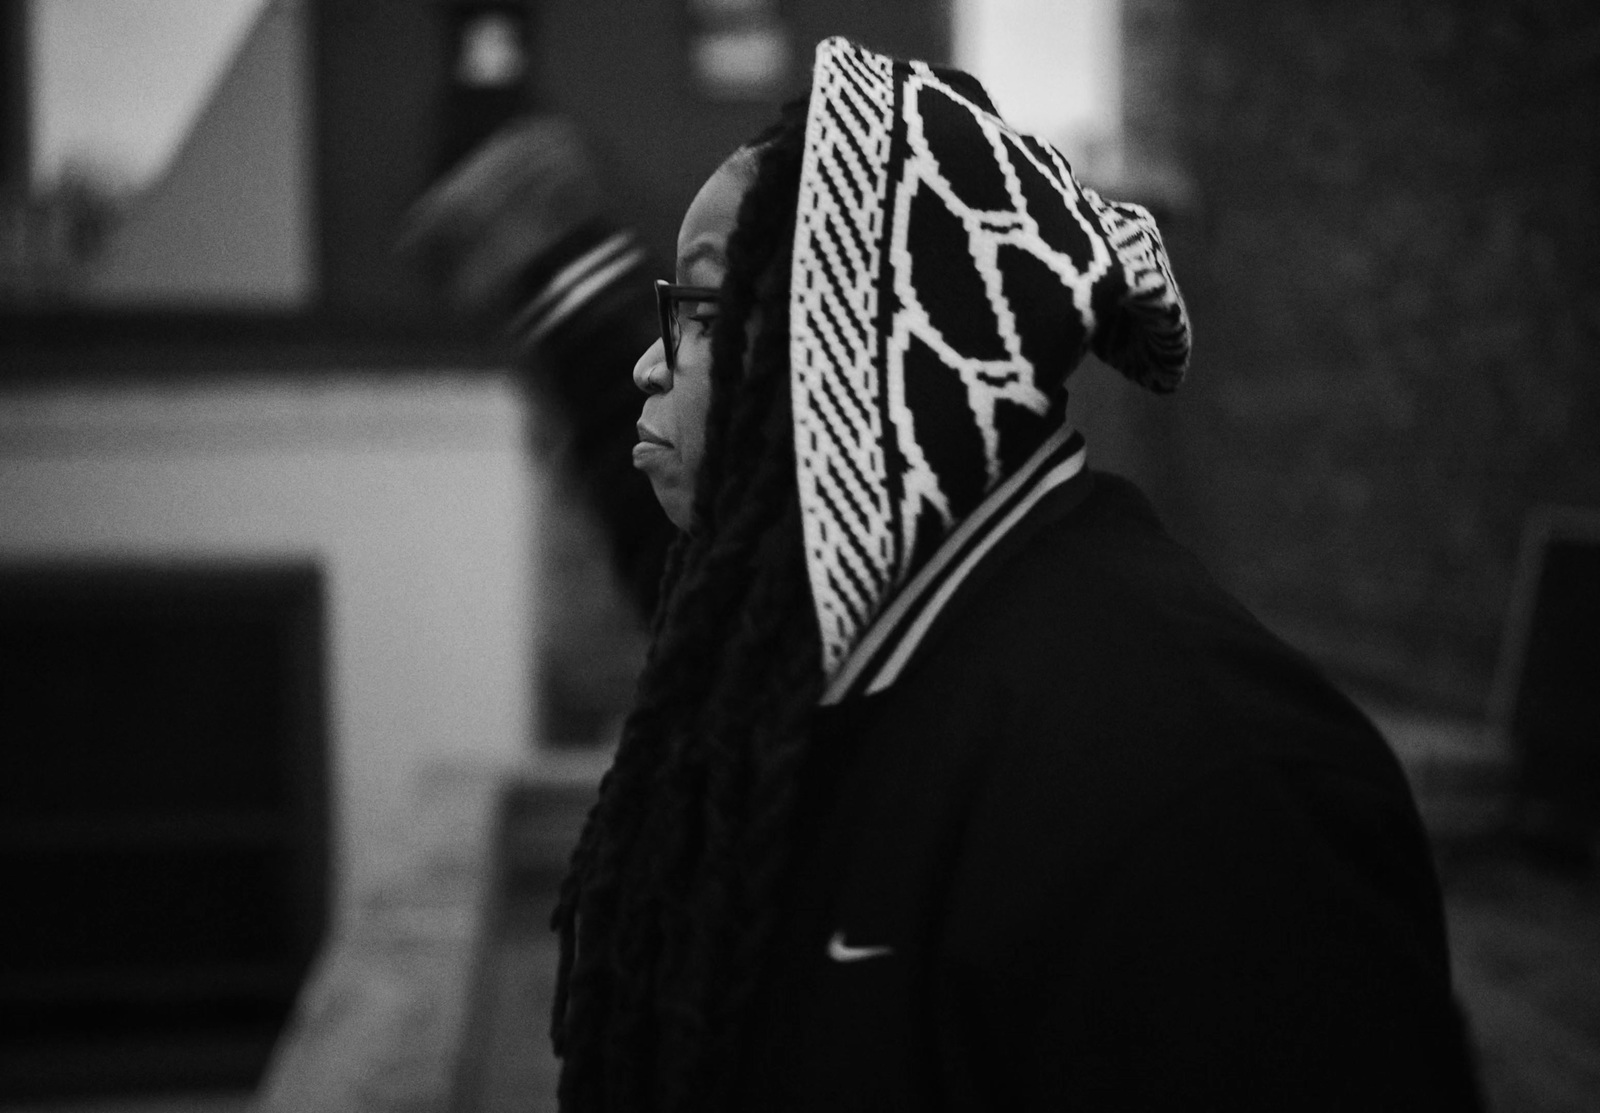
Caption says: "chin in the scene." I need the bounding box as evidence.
[653,488,694,533]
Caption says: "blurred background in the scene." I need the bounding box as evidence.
[0,0,1597,1110]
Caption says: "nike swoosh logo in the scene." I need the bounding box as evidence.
[827,931,894,963]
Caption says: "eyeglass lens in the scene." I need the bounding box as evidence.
[655,282,720,374]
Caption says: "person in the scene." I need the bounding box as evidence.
[415,37,1484,1112]
[404,114,672,618]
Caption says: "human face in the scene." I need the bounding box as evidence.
[632,155,752,531]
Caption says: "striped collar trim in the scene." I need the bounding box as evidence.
[510,230,645,347]
[819,425,1088,706]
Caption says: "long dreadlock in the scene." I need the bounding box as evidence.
[550,100,820,1113]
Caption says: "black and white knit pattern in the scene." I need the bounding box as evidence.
[820,424,1088,705]
[1079,190,1191,392]
[790,41,899,676]
[790,38,1191,679]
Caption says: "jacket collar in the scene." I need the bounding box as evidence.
[820,424,1088,705]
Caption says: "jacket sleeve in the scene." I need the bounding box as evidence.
[1019,760,1485,1112]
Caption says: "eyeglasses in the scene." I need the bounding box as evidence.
[655,279,722,374]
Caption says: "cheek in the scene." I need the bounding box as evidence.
[671,355,715,474]
[683,378,715,472]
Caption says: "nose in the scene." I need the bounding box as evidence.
[633,339,670,395]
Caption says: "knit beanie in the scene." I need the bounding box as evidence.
[789,37,1192,676]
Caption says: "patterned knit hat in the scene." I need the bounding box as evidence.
[789,37,1191,677]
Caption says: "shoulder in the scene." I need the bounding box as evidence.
[958,471,1261,681]
[898,470,1420,869]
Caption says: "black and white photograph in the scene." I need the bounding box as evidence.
[2,1,1597,1110]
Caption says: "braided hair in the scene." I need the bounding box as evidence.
[550,99,819,1112]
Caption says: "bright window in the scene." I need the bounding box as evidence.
[950,0,1123,182]
[4,0,312,308]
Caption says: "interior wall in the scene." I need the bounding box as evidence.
[531,0,951,272]
[0,371,541,911]
[1119,0,1600,711]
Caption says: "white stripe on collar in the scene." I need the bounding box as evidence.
[512,231,643,344]
[819,425,1087,706]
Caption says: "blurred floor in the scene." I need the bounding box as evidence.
[32,725,1597,1113]
[448,885,563,1113]
[0,1096,250,1113]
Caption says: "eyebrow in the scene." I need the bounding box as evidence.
[677,238,727,281]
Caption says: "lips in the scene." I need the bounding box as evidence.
[636,425,672,449]
[633,425,674,470]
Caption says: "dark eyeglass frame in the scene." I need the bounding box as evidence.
[655,279,722,374]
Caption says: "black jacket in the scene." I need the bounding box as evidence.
[740,472,1482,1110]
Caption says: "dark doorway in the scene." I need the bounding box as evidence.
[0,562,329,1103]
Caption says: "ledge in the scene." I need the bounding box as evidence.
[252,766,594,1113]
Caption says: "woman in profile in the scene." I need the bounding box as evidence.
[418,36,1482,1113]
